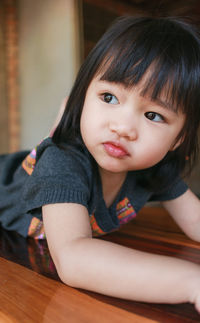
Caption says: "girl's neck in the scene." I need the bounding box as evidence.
[98,167,127,208]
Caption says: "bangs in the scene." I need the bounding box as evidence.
[97,17,200,114]
[52,16,200,179]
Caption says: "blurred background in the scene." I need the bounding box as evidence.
[0,0,199,195]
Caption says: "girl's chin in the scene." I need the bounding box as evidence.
[98,159,157,173]
[97,161,129,174]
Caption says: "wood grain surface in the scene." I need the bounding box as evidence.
[0,207,200,322]
[0,257,157,323]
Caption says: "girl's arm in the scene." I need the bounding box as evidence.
[43,203,200,311]
[162,189,200,242]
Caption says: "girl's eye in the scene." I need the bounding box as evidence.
[145,112,164,122]
[102,93,119,104]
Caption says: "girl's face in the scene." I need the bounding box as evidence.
[80,75,185,176]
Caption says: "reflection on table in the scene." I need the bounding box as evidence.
[0,207,200,322]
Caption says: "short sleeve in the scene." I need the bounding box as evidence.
[21,139,92,213]
[150,177,188,202]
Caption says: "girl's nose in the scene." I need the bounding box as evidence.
[109,119,138,141]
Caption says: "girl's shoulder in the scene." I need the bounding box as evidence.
[21,137,94,213]
[22,137,93,179]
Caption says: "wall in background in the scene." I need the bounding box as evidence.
[0,2,9,154]
[0,0,19,153]
[19,0,82,149]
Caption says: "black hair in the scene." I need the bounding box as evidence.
[52,16,200,190]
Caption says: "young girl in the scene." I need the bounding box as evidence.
[1,16,200,311]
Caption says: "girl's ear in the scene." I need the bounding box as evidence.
[170,136,184,151]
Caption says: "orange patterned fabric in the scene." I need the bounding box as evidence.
[90,214,106,236]
[28,217,45,239]
[89,197,137,237]
[22,147,37,175]
[116,197,136,224]
[27,197,137,239]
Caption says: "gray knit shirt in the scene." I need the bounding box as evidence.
[0,138,188,238]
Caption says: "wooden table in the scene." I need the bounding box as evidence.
[0,207,200,322]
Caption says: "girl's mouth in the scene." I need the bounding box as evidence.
[103,142,129,158]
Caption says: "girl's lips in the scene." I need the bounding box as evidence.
[103,142,129,158]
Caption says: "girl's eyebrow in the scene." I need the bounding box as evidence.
[145,96,178,115]
[153,98,178,114]
[98,79,178,114]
